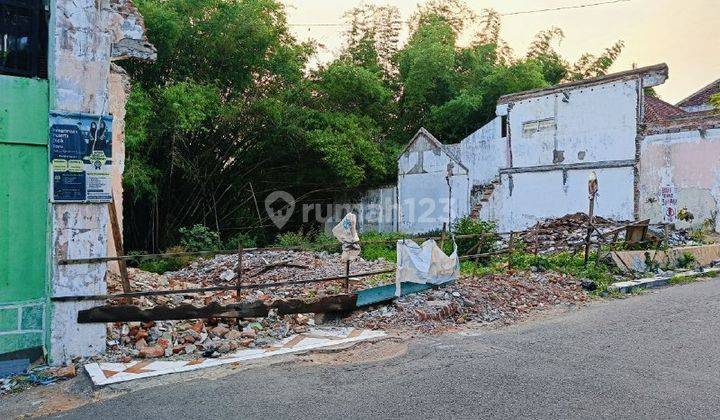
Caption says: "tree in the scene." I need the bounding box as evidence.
[123,0,628,250]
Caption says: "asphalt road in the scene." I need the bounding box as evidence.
[58,279,720,419]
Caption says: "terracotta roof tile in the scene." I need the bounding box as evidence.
[676,79,720,109]
[643,95,688,123]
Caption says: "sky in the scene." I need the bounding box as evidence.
[283,0,720,103]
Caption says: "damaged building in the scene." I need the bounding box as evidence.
[331,64,720,235]
[0,0,155,363]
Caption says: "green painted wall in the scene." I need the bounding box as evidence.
[0,74,49,357]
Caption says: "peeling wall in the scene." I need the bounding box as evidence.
[458,117,506,186]
[495,166,635,231]
[508,80,639,168]
[323,186,397,234]
[488,78,642,231]
[50,0,154,364]
[640,127,720,231]
[398,132,470,234]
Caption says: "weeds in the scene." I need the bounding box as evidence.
[668,270,718,285]
[676,252,697,269]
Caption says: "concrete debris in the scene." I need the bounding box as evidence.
[347,271,587,333]
[519,213,697,253]
[104,311,316,361]
[108,250,392,308]
[520,213,623,254]
[104,250,391,360]
[0,363,79,395]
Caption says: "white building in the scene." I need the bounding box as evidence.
[330,64,720,235]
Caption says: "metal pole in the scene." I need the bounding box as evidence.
[236,243,243,302]
[345,260,351,293]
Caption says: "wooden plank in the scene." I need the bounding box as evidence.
[108,199,130,293]
[76,295,358,323]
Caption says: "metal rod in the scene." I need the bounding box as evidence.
[236,243,243,302]
[460,248,511,260]
[50,268,395,302]
[57,232,510,266]
[344,260,351,293]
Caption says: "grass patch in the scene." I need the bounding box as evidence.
[667,270,718,285]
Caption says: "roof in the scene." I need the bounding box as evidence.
[676,78,720,109]
[398,128,469,172]
[643,113,720,135]
[498,63,669,105]
[643,95,688,123]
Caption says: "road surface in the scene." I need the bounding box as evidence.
[58,279,720,419]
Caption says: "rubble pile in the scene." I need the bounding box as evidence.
[105,312,314,362]
[105,250,392,360]
[520,213,626,254]
[109,250,393,308]
[348,271,587,333]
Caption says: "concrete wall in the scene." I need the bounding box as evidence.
[495,166,635,231]
[398,131,470,234]
[640,127,720,231]
[485,78,643,231]
[506,80,639,168]
[459,117,507,186]
[323,186,397,234]
[49,0,154,364]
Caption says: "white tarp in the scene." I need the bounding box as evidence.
[395,239,459,296]
[332,213,361,261]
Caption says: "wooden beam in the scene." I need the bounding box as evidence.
[76,295,358,323]
[108,199,130,293]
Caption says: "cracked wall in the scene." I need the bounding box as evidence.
[640,127,720,231]
[50,0,155,364]
[398,131,470,234]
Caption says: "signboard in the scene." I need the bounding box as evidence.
[660,184,677,223]
[50,111,113,202]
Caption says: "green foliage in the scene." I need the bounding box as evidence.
[179,225,222,252]
[513,252,615,292]
[225,233,257,250]
[124,0,627,251]
[313,231,342,253]
[359,231,405,262]
[275,231,313,249]
[690,228,707,244]
[676,252,697,269]
[133,245,193,274]
[712,93,720,111]
[452,217,498,256]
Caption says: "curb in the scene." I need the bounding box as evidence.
[608,267,720,293]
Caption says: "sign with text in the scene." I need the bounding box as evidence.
[50,112,113,202]
[660,184,677,223]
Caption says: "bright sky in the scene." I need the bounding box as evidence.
[283,0,720,103]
